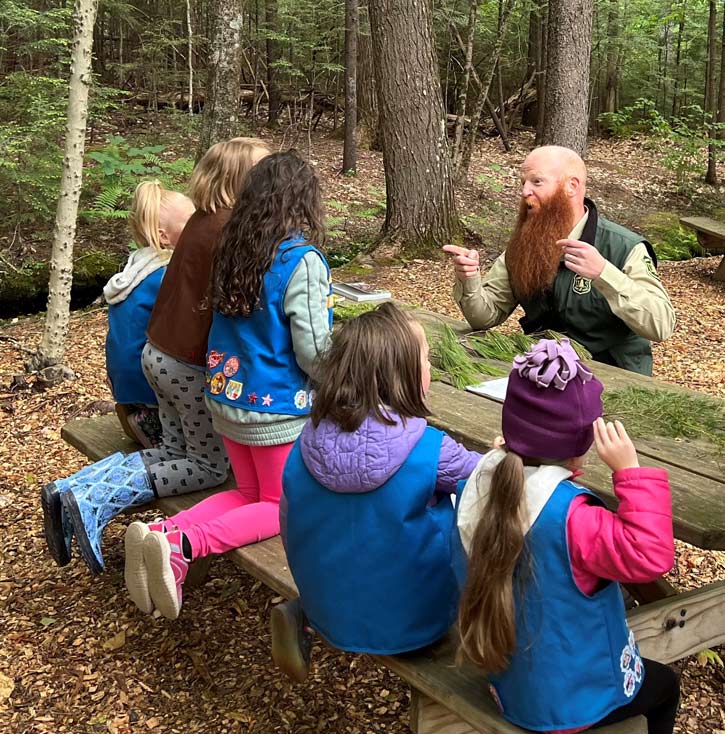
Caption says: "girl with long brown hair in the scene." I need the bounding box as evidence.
[126,151,333,621]
[271,302,484,683]
[457,339,679,734]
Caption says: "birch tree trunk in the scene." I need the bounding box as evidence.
[368,0,461,257]
[199,0,243,156]
[30,0,99,379]
[541,0,593,156]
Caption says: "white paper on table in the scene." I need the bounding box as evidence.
[465,377,509,403]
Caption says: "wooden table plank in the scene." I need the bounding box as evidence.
[426,381,725,550]
[414,309,724,483]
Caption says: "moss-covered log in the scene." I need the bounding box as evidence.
[0,250,124,318]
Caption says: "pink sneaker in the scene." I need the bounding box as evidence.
[124,519,177,614]
[143,530,190,620]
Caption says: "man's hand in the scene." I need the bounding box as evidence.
[442,244,480,281]
[593,417,639,472]
[559,239,607,280]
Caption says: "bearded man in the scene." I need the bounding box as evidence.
[443,146,675,375]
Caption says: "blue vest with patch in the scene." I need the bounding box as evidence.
[488,480,644,732]
[205,236,332,415]
[105,267,164,406]
[283,426,460,654]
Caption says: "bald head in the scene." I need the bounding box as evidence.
[520,145,587,219]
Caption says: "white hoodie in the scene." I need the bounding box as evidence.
[103,248,171,305]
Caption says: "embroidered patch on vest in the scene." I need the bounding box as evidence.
[643,255,660,280]
[209,372,226,395]
[262,393,274,406]
[223,356,239,377]
[225,379,243,400]
[572,274,592,294]
[207,350,225,369]
[294,389,308,409]
[619,630,643,698]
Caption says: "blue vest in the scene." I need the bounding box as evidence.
[205,237,332,415]
[283,426,460,654]
[105,268,164,405]
[489,481,644,731]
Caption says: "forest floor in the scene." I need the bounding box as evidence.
[0,122,724,733]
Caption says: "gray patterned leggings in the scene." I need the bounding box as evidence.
[140,342,228,497]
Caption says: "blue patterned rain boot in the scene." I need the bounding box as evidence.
[60,452,155,575]
[41,452,126,566]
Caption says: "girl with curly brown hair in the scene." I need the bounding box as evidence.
[125,151,333,620]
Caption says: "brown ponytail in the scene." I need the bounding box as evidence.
[457,450,528,672]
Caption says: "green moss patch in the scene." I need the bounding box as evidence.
[641,212,702,261]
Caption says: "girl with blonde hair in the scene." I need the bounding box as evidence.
[41,138,271,580]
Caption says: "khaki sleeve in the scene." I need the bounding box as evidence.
[452,252,517,330]
[592,243,676,342]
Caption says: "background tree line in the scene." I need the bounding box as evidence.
[0,0,722,371]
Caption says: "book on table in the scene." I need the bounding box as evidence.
[331,282,392,302]
[465,377,509,403]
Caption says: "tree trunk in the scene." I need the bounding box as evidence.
[451,0,479,171]
[186,0,194,115]
[535,0,548,144]
[671,2,685,117]
[357,16,381,150]
[199,0,243,156]
[603,0,619,114]
[30,0,99,377]
[458,0,513,177]
[367,0,461,256]
[342,0,358,173]
[266,0,281,126]
[705,0,718,184]
[521,3,541,127]
[719,0,725,135]
[541,0,594,157]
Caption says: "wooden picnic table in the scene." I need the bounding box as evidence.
[60,307,724,734]
[680,215,725,281]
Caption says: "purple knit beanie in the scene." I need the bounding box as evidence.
[502,338,603,460]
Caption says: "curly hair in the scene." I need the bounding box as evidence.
[211,151,325,317]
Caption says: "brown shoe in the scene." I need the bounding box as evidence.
[271,597,314,683]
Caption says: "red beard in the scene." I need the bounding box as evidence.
[505,187,576,302]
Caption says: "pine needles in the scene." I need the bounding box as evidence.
[603,387,725,451]
[429,325,506,388]
[465,330,592,363]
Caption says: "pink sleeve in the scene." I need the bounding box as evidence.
[566,468,674,595]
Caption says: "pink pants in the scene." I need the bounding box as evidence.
[168,437,293,559]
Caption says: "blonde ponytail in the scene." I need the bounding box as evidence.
[129,180,164,253]
[457,450,529,673]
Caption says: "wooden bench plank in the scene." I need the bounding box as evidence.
[680,216,725,249]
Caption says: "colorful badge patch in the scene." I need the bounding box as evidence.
[619,631,642,698]
[293,389,308,410]
[261,393,274,407]
[572,274,592,294]
[209,372,226,395]
[204,371,212,388]
[247,392,258,405]
[207,350,225,369]
[223,356,240,377]
[225,379,243,400]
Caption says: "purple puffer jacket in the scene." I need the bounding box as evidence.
[280,411,483,544]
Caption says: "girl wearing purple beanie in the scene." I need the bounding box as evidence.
[456,339,679,734]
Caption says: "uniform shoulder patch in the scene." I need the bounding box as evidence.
[643,255,660,280]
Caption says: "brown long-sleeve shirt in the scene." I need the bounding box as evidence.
[146,208,232,366]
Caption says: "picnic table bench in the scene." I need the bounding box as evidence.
[680,215,725,281]
[60,309,725,734]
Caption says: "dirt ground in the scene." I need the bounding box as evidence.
[1,130,724,733]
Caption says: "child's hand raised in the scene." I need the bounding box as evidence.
[593,417,639,472]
